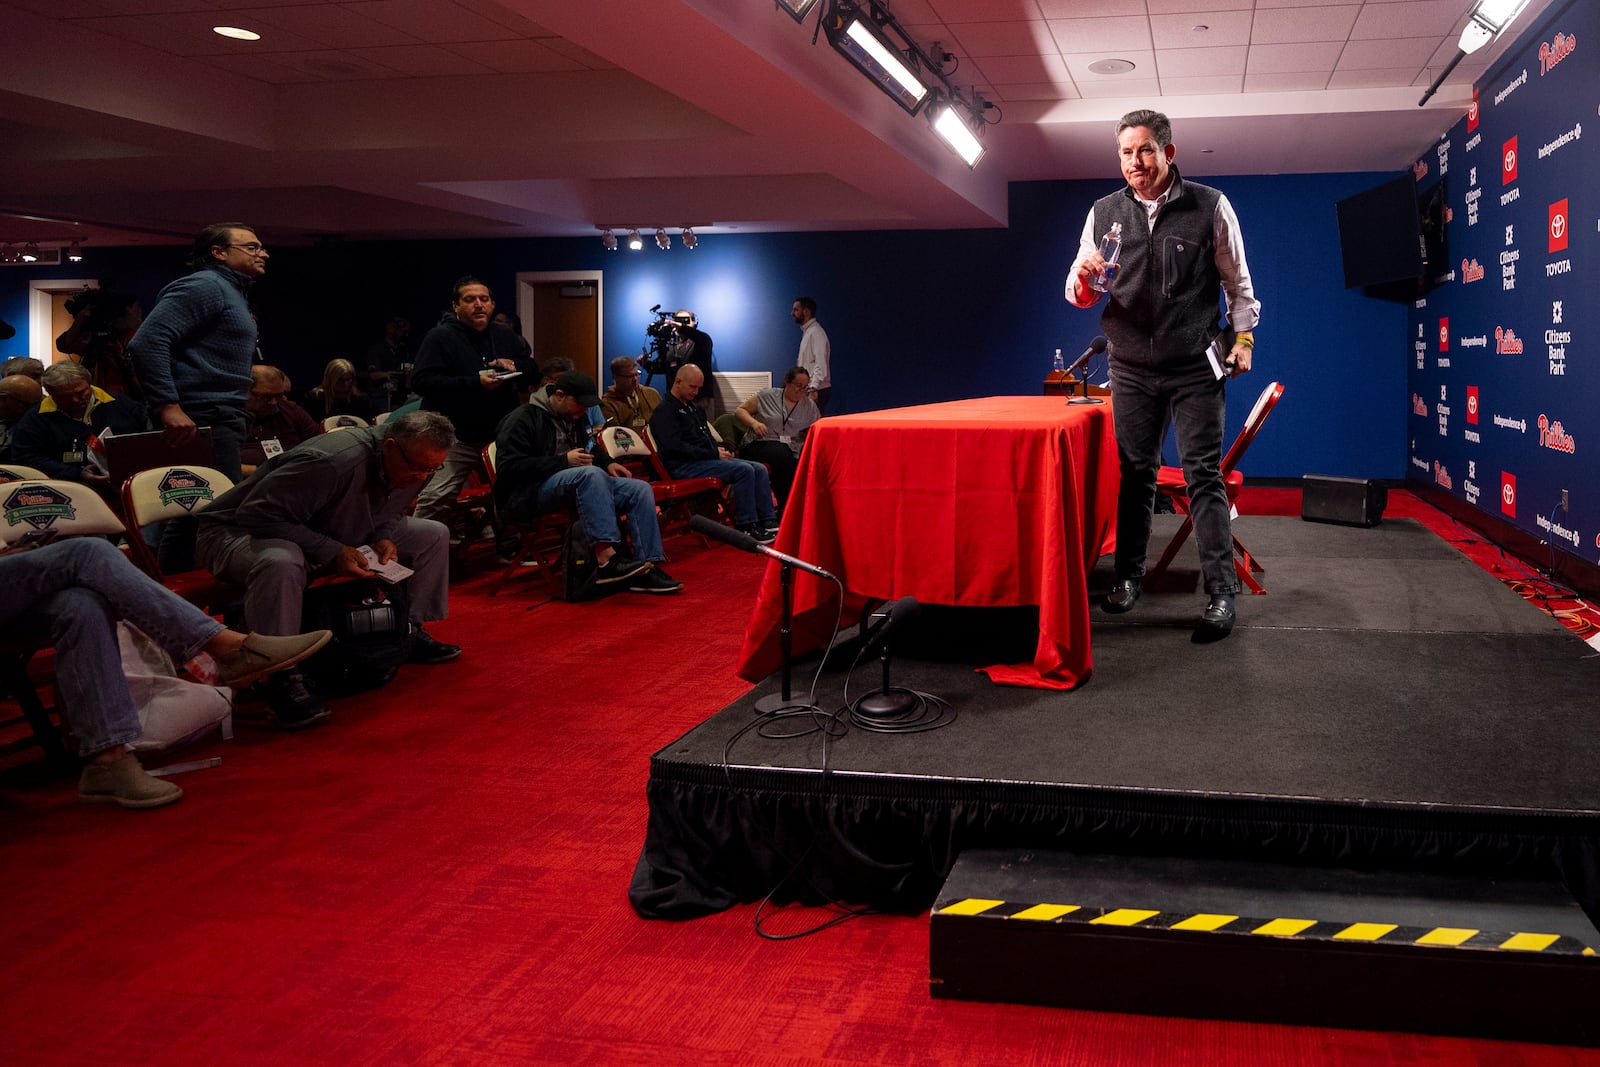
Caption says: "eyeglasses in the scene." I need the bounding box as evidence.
[249,389,289,401]
[390,440,444,476]
[226,243,267,254]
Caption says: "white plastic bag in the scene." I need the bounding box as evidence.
[117,623,234,751]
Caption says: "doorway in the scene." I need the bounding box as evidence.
[515,271,602,382]
[29,278,99,365]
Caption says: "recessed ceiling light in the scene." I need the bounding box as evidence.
[1088,58,1136,76]
[1192,25,1209,33]
[213,26,262,41]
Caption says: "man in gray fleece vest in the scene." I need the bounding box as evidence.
[1068,109,1260,642]
[128,222,267,481]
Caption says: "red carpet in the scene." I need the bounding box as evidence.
[2,492,1596,1066]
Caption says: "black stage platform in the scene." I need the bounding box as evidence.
[630,517,1600,920]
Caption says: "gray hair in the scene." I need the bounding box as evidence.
[385,410,455,451]
[1116,109,1172,147]
[1,356,45,379]
[41,361,92,390]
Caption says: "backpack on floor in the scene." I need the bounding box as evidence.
[298,578,413,696]
[563,521,604,602]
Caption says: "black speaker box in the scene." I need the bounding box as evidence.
[1302,475,1387,527]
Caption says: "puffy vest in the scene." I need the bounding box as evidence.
[1092,167,1225,373]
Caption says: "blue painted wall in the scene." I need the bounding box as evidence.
[2,170,1404,479]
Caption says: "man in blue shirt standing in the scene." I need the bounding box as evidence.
[128,222,269,481]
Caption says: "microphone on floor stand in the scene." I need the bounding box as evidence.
[1066,336,1108,406]
[855,596,922,719]
[689,515,833,712]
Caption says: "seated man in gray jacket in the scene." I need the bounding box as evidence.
[195,411,461,727]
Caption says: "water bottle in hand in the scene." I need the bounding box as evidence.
[1090,222,1122,293]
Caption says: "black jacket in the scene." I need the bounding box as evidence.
[494,390,616,520]
[411,317,535,445]
[648,393,719,471]
[11,389,150,481]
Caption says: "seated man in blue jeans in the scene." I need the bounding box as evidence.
[494,371,681,594]
[649,365,779,544]
[0,538,330,809]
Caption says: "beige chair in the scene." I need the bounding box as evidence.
[0,463,49,483]
[322,414,369,431]
[120,465,237,611]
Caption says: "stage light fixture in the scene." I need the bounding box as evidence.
[627,230,643,251]
[655,228,671,250]
[67,240,84,262]
[601,229,618,251]
[1420,0,1531,104]
[932,99,985,167]
[20,243,39,263]
[824,2,929,115]
[776,0,820,23]
[212,26,261,41]
[681,228,698,250]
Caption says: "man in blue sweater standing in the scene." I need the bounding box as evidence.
[128,222,268,480]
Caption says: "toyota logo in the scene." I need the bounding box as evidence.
[1551,212,1567,239]
[1504,147,1516,172]
[1503,482,1516,506]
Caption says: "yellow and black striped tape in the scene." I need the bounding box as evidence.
[935,898,1599,957]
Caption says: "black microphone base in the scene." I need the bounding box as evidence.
[1067,396,1105,405]
[857,687,920,718]
[755,690,816,713]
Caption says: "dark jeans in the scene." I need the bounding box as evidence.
[740,439,800,510]
[188,404,247,483]
[1109,362,1238,595]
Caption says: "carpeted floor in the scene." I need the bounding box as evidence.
[2,490,1598,1066]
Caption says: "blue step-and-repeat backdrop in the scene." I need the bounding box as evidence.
[1407,0,1594,567]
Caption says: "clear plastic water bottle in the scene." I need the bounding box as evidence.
[1090,221,1122,292]
[1052,348,1065,374]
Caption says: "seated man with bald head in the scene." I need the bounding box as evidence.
[0,373,43,462]
[648,364,779,544]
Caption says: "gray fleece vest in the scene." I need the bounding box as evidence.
[1092,167,1225,374]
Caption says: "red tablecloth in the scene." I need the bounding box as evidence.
[736,396,1119,690]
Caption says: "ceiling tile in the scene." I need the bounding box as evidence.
[1337,36,1437,70]
[1074,76,1161,98]
[1158,45,1248,78]
[1250,5,1360,45]
[1255,0,1363,6]
[537,37,616,69]
[1245,40,1344,74]
[989,81,1081,101]
[927,0,1042,23]
[232,5,421,48]
[193,52,321,84]
[440,39,587,74]
[1150,11,1253,49]
[1243,70,1330,90]
[1060,48,1157,80]
[350,44,492,77]
[1145,0,1251,11]
[972,53,1072,83]
[339,0,522,44]
[1045,16,1152,54]
[74,12,322,56]
[948,20,1054,58]
[886,0,940,20]
[1350,0,1465,39]
[1037,0,1146,14]
[1160,73,1245,94]
[251,48,406,80]
[452,0,555,37]
[1329,67,1424,88]
[12,0,118,17]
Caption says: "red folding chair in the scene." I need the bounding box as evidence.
[602,426,727,540]
[480,444,574,597]
[121,465,238,611]
[1146,380,1284,596]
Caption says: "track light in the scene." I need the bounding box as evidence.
[601,229,618,251]
[655,228,671,250]
[627,230,643,251]
[681,228,698,250]
[776,0,820,22]
[932,98,985,167]
[20,243,39,263]
[824,2,929,115]
[1420,0,1532,104]
[67,240,84,262]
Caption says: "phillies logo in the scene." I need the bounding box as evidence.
[1538,415,1576,453]
[1412,394,1429,416]
[3,483,74,531]
[1461,258,1485,282]
[157,468,215,512]
[1539,32,1576,76]
[1501,472,1516,516]
[1549,199,1569,252]
[1466,386,1479,424]
[1502,137,1518,184]
[1439,318,1449,351]
[1467,90,1479,131]
[1495,326,1524,354]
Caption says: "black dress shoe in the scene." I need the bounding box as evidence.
[1102,577,1142,614]
[1193,594,1236,643]
[408,626,462,664]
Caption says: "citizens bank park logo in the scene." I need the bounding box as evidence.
[1466,386,1479,424]
[1495,326,1524,354]
[1549,199,1569,253]
[157,468,215,512]
[1439,318,1449,351]
[2,483,74,531]
[1502,137,1518,184]
[1539,31,1576,76]
[1461,258,1485,283]
[1501,471,1516,517]
[1538,414,1576,453]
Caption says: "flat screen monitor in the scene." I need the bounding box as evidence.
[1335,173,1425,293]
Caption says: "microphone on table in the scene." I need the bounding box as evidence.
[688,514,837,582]
[1066,336,1109,406]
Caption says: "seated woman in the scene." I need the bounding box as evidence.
[733,366,820,512]
[301,358,373,424]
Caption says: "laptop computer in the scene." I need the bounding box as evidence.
[101,427,217,489]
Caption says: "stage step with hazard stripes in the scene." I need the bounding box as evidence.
[930,849,1599,1046]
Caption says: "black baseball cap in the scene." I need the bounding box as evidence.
[552,371,600,408]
